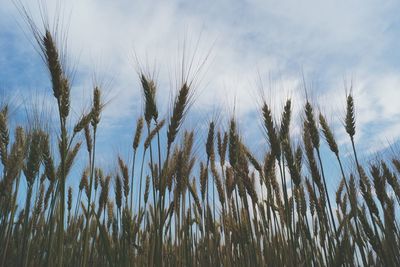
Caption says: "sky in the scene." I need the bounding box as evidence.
[1,0,400,192]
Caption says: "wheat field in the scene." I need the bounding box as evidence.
[1,7,400,267]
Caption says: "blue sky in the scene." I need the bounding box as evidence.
[1,0,400,194]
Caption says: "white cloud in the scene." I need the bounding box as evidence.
[1,0,400,159]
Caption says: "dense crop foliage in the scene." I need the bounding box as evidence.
[1,19,399,267]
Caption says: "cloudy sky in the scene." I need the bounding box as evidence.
[1,0,400,187]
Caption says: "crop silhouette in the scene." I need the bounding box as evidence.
[1,8,400,267]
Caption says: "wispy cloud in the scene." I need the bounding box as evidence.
[1,0,400,160]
